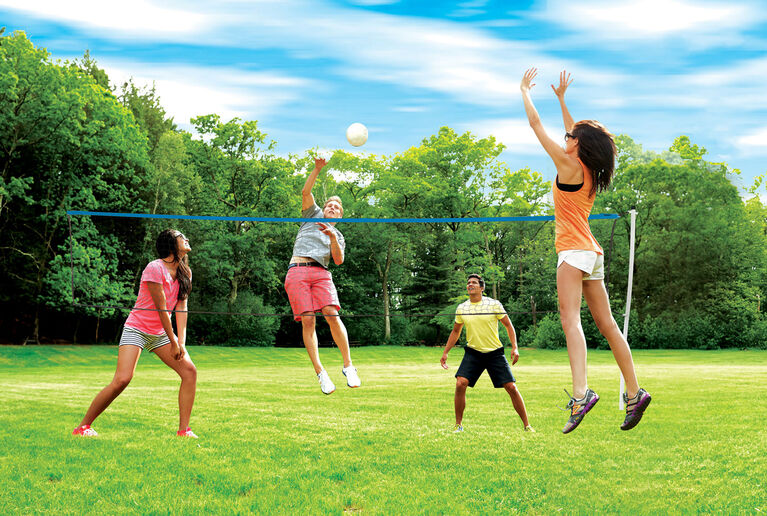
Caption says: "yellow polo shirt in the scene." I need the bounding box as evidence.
[455,296,507,353]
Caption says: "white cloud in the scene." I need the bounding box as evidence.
[101,61,311,127]
[0,0,619,108]
[0,0,208,37]
[347,0,399,5]
[735,127,767,154]
[393,106,427,113]
[540,0,756,41]
[461,118,565,156]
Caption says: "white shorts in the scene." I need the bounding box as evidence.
[557,250,605,281]
[118,326,170,352]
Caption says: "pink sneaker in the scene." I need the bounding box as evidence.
[176,427,198,438]
[72,424,98,437]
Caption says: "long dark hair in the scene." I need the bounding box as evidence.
[572,120,616,197]
[156,229,192,301]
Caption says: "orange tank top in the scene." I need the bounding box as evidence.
[552,159,603,254]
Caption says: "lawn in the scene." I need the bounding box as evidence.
[0,346,765,514]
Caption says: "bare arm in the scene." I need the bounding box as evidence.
[317,223,344,265]
[175,297,188,350]
[500,315,519,365]
[440,322,464,369]
[551,70,575,132]
[521,68,580,181]
[301,158,327,211]
[147,282,182,359]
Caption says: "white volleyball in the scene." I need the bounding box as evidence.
[346,123,368,147]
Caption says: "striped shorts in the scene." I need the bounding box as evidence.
[118,326,170,352]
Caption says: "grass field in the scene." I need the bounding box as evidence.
[0,345,765,514]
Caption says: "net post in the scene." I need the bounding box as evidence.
[619,209,637,410]
[67,214,75,306]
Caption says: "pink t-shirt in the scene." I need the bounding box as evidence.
[124,259,184,335]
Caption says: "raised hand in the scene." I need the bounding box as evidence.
[314,157,327,170]
[521,68,538,92]
[551,70,572,98]
[317,222,335,238]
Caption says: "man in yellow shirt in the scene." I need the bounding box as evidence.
[440,274,533,433]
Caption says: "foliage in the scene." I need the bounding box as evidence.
[1,32,765,349]
[529,313,566,349]
[0,31,150,343]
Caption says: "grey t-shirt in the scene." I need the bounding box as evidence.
[291,204,345,268]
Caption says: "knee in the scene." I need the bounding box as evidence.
[595,318,620,337]
[112,374,132,390]
[559,313,582,333]
[181,363,197,382]
[504,382,518,394]
[322,309,341,326]
[455,377,469,390]
[300,315,316,331]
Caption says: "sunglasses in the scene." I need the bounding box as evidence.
[564,132,575,141]
[174,233,187,241]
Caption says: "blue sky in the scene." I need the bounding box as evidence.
[2,0,766,192]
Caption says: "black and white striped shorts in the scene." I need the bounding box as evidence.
[118,326,170,352]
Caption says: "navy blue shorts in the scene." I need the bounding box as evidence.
[455,346,516,388]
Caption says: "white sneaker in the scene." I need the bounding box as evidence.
[318,370,335,395]
[342,365,361,388]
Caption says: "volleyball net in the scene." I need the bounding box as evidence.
[65,210,625,319]
[67,209,636,408]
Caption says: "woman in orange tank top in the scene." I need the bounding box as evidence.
[521,68,651,434]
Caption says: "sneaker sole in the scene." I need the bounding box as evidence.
[562,393,600,434]
[620,393,652,431]
[343,370,360,388]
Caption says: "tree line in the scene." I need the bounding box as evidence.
[1,30,765,349]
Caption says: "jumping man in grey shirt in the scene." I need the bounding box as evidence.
[284,157,361,394]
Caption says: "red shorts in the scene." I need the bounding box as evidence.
[284,266,341,321]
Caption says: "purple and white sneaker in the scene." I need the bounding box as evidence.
[620,388,652,431]
[562,388,600,434]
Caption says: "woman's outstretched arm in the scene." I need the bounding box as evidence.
[521,68,578,177]
[551,70,575,132]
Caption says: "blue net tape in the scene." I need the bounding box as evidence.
[66,210,619,223]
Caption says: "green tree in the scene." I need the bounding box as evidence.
[0,31,150,342]
[185,114,295,345]
[597,136,765,347]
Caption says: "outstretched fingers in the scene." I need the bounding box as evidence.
[521,67,538,90]
[551,70,573,97]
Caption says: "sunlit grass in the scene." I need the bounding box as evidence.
[0,346,765,514]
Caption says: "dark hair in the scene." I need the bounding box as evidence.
[156,229,192,301]
[571,120,616,197]
[467,274,485,289]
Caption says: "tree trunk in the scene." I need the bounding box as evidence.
[73,316,81,344]
[95,309,101,343]
[31,307,40,345]
[383,241,392,342]
[371,241,393,342]
[228,276,239,307]
[481,230,498,299]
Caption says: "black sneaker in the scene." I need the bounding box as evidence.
[620,388,651,431]
[562,388,600,434]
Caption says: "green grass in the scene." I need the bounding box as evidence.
[1,346,765,514]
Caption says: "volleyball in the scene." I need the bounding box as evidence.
[346,123,368,147]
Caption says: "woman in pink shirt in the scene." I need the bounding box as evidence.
[73,229,198,438]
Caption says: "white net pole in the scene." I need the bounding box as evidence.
[619,209,637,410]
